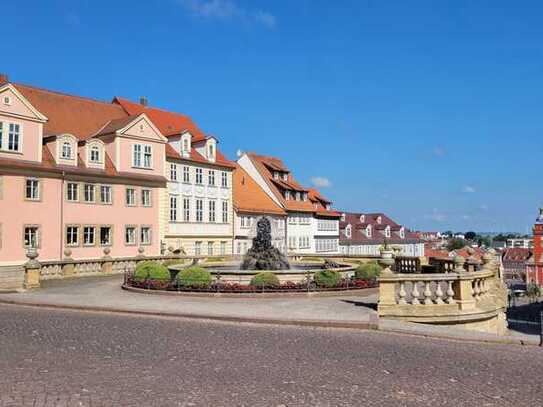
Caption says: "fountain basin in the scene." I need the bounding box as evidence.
[168,263,355,284]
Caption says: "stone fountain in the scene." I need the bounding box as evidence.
[241,217,290,270]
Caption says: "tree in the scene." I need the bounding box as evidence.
[477,236,492,248]
[465,231,477,241]
[447,238,466,251]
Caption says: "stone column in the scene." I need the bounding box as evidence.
[101,248,113,274]
[452,256,476,310]
[378,247,397,307]
[23,248,41,290]
[62,249,75,277]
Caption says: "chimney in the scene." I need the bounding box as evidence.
[0,73,9,84]
[139,96,148,107]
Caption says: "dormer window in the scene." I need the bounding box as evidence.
[208,144,214,159]
[384,225,391,238]
[341,213,346,222]
[285,190,291,200]
[3,96,11,105]
[133,143,152,169]
[274,172,279,180]
[377,216,382,224]
[366,225,372,238]
[296,192,300,201]
[303,192,308,201]
[206,138,217,162]
[346,225,352,238]
[61,141,73,159]
[399,227,405,239]
[283,173,288,181]
[360,215,365,223]
[326,204,331,211]
[89,146,101,163]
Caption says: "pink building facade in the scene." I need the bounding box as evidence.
[0,77,167,264]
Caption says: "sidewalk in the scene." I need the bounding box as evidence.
[0,275,539,346]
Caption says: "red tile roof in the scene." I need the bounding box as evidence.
[14,83,128,140]
[113,97,207,142]
[233,165,286,215]
[339,212,420,245]
[247,153,316,213]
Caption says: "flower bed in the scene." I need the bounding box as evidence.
[126,276,378,293]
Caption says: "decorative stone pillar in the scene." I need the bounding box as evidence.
[23,248,41,290]
[452,256,476,310]
[378,246,397,307]
[62,249,75,277]
[102,247,113,274]
[137,247,145,259]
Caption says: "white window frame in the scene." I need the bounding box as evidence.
[170,163,177,181]
[66,182,79,202]
[183,198,190,222]
[125,226,137,246]
[183,166,190,183]
[195,168,203,185]
[222,201,228,223]
[140,226,152,245]
[100,185,112,204]
[196,199,203,222]
[83,226,96,246]
[221,172,228,188]
[208,170,215,187]
[141,189,152,207]
[125,188,136,206]
[132,144,153,169]
[99,225,112,246]
[170,195,178,222]
[61,140,73,160]
[66,225,80,246]
[25,178,40,201]
[89,145,101,163]
[84,184,95,203]
[24,226,40,249]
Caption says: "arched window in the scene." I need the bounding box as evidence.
[90,145,101,163]
[61,141,72,159]
[345,225,352,238]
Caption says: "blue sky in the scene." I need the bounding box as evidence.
[2,0,542,233]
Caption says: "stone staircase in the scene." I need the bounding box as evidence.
[0,265,25,292]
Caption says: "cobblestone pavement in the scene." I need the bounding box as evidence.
[1,305,542,407]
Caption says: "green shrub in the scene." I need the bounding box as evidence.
[175,266,212,288]
[250,272,280,288]
[314,270,341,288]
[355,262,381,280]
[134,261,170,282]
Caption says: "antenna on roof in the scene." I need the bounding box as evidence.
[139,96,148,107]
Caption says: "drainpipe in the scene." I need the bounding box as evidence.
[60,171,65,261]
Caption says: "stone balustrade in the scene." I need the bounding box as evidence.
[22,247,226,288]
[378,251,508,335]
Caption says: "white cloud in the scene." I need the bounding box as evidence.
[311,177,332,188]
[424,208,447,222]
[177,0,276,28]
[462,185,476,193]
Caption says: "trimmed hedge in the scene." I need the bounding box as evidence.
[250,272,280,288]
[314,270,341,288]
[175,266,212,288]
[354,262,381,280]
[134,261,170,282]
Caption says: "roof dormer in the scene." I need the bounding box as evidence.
[206,137,217,163]
[360,214,365,223]
[366,225,372,238]
[181,132,191,158]
[341,213,346,222]
[376,216,382,224]
[399,227,405,239]
[384,225,391,238]
[83,138,105,169]
[345,224,352,238]
[55,134,78,166]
